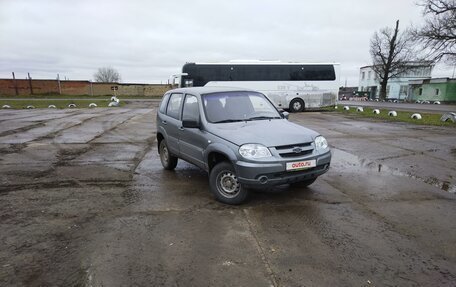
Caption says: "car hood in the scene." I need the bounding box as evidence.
[206,119,319,147]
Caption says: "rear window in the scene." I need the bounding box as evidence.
[159,94,170,113]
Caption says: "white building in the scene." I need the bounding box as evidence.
[358,62,433,100]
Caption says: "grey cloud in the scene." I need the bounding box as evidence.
[0,0,453,85]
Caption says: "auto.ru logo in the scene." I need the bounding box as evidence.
[292,162,311,168]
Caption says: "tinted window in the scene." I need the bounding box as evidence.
[159,93,170,113]
[182,94,199,121]
[166,93,183,119]
[183,64,231,87]
[182,63,336,86]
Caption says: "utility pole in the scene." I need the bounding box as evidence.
[12,72,19,96]
[27,73,33,95]
[57,74,62,95]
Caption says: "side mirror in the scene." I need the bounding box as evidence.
[182,119,200,129]
[281,111,289,120]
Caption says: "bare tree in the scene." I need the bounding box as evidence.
[370,20,419,100]
[413,0,456,64]
[93,67,121,82]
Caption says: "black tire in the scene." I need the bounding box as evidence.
[209,162,249,205]
[159,140,178,170]
[289,98,305,113]
[291,178,316,188]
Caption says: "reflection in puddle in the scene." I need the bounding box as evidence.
[331,148,455,193]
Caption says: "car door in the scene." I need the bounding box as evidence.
[179,94,207,170]
[162,93,183,155]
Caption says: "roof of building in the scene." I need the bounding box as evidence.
[409,77,456,85]
[360,61,434,70]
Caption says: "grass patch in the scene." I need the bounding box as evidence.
[333,105,455,127]
[0,94,162,99]
[0,99,124,109]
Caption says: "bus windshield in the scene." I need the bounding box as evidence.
[202,91,281,123]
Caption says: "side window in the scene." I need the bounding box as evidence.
[159,94,170,113]
[182,94,199,121]
[166,93,183,119]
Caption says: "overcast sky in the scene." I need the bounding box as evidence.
[0,0,454,85]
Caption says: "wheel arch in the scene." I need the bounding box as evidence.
[207,152,230,172]
[204,144,238,172]
[156,132,164,151]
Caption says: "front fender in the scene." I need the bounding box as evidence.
[203,142,238,164]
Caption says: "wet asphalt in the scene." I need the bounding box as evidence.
[0,103,455,286]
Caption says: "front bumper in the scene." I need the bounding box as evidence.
[234,151,331,187]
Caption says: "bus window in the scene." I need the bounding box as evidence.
[184,79,193,87]
[184,64,336,83]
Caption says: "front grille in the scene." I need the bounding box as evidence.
[275,142,314,158]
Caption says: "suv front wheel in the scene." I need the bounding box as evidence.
[209,162,249,205]
[159,140,178,170]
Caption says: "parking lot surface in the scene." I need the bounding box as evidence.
[1,104,455,286]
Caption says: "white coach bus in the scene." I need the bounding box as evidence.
[178,60,340,112]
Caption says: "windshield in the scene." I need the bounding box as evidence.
[202,91,281,123]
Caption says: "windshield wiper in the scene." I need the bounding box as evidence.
[212,119,244,123]
[244,116,281,121]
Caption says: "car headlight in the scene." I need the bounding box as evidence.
[314,136,328,150]
[239,144,272,159]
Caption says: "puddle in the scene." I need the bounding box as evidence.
[331,148,456,194]
[331,148,400,175]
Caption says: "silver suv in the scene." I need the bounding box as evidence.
[156,87,331,204]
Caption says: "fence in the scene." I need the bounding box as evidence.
[0,78,173,96]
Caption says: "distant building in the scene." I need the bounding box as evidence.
[338,86,357,100]
[409,78,456,103]
[358,62,433,100]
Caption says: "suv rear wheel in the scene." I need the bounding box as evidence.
[209,162,249,205]
[159,140,178,170]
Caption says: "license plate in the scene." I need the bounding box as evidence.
[286,160,316,171]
